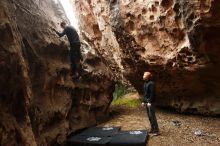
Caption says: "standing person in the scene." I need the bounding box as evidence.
[142,71,160,136]
[52,21,82,79]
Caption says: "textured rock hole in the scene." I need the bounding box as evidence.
[155,1,159,6]
[93,24,100,32]
[141,25,153,36]
[142,8,147,14]
[126,20,135,31]
[137,14,142,20]
[130,15,135,20]
[110,0,117,4]
[159,15,166,25]
[126,13,132,17]
[101,7,105,13]
[151,6,157,12]
[87,0,91,5]
[126,13,135,20]
[150,15,154,20]
[92,24,102,40]
[161,0,173,10]
[141,25,147,31]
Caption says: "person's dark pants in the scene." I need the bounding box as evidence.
[70,43,82,76]
[146,103,159,132]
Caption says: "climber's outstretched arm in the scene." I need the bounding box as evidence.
[52,28,66,37]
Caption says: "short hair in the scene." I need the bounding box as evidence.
[144,71,153,79]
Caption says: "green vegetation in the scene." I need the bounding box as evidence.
[113,83,135,99]
[111,93,141,108]
[112,84,140,108]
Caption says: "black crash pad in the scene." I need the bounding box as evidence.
[78,126,121,137]
[67,135,112,146]
[109,130,148,146]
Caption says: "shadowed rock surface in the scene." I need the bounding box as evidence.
[0,0,115,145]
[75,0,220,115]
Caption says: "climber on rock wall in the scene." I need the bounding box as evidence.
[52,21,82,80]
[142,71,160,136]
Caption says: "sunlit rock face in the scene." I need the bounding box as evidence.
[0,0,115,145]
[76,0,220,115]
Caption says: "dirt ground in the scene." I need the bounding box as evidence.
[101,102,220,146]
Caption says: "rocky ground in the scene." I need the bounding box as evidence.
[101,93,220,146]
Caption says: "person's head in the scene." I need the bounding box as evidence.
[60,21,67,29]
[143,71,152,81]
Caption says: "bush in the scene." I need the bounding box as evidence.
[113,83,134,99]
[111,97,141,108]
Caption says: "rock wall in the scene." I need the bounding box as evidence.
[1,0,220,145]
[0,0,115,145]
[76,0,220,115]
